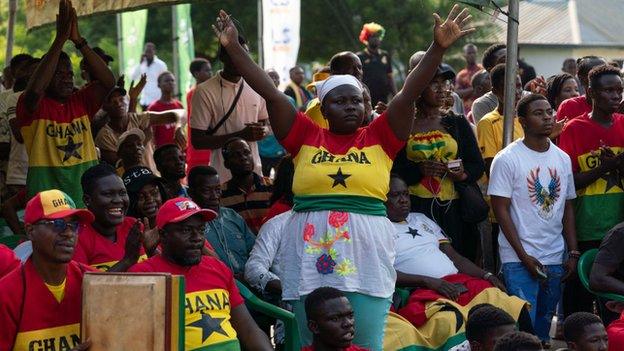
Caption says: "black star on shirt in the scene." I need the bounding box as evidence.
[405,227,421,238]
[601,171,624,193]
[328,167,351,188]
[188,312,229,343]
[56,136,83,163]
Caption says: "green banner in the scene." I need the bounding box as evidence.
[173,4,195,106]
[119,9,148,88]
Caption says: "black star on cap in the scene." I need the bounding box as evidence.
[328,167,351,188]
[188,312,229,343]
[405,227,421,238]
[601,171,624,193]
[56,136,83,163]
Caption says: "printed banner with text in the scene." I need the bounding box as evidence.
[261,0,301,85]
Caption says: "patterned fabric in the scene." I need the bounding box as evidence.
[0,260,95,351]
[406,131,459,200]
[279,210,396,300]
[558,112,624,241]
[73,217,147,271]
[130,254,244,351]
[220,173,272,234]
[280,111,404,216]
[16,85,102,207]
[397,274,527,349]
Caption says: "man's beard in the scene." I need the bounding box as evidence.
[171,251,201,266]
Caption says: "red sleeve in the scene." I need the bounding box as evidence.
[0,271,22,350]
[73,84,105,120]
[279,111,320,156]
[608,316,624,350]
[0,245,19,278]
[556,98,584,122]
[558,122,579,172]
[367,111,406,159]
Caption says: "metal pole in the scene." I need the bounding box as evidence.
[257,0,263,68]
[116,14,124,79]
[5,0,17,65]
[502,0,519,147]
[172,6,180,99]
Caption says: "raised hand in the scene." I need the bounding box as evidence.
[140,217,160,256]
[212,10,239,47]
[55,0,72,44]
[69,1,83,44]
[123,220,144,263]
[129,74,147,100]
[433,5,475,49]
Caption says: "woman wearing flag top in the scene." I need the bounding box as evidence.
[213,6,475,349]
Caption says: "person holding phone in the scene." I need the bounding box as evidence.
[490,94,579,347]
[392,60,484,261]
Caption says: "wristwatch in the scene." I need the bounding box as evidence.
[483,272,494,280]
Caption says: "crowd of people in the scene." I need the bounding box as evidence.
[1,0,624,350]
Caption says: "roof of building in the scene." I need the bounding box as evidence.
[484,0,624,47]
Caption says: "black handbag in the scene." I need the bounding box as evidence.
[447,114,489,223]
[455,181,489,223]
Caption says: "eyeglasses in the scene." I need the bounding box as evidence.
[34,219,79,233]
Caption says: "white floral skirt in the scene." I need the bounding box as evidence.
[277,210,396,300]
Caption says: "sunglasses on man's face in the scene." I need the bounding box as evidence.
[34,219,80,233]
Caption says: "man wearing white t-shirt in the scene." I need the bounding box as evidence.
[131,43,168,109]
[489,93,579,345]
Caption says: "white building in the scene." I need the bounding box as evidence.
[480,0,624,77]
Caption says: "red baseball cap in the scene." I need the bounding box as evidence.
[24,190,94,225]
[156,197,217,229]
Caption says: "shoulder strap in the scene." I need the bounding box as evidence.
[206,81,245,135]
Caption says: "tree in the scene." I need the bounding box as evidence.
[1,0,492,83]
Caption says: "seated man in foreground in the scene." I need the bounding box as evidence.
[129,197,272,350]
[0,189,94,350]
[466,304,517,351]
[562,312,608,351]
[386,174,529,339]
[303,287,368,351]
